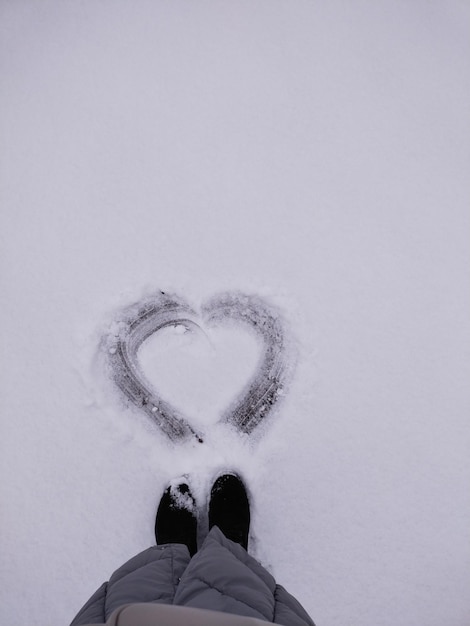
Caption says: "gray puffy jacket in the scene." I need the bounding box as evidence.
[70,526,314,626]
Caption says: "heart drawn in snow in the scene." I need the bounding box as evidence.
[104,291,290,443]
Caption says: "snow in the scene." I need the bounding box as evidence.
[138,319,262,428]
[1,2,469,625]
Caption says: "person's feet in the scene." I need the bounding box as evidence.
[208,474,250,550]
[155,481,197,556]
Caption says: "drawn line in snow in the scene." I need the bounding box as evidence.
[104,291,289,443]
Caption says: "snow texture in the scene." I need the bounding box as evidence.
[103,290,291,442]
[1,2,469,626]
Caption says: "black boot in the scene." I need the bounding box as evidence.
[208,474,250,550]
[155,482,197,556]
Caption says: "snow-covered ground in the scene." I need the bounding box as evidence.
[1,2,469,625]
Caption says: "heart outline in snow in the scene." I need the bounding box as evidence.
[104,291,290,443]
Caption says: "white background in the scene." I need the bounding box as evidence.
[1,2,469,625]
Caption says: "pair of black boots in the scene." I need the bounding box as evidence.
[155,474,250,556]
